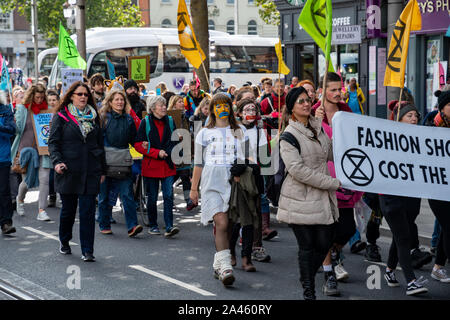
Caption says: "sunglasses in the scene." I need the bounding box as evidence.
[296,97,312,104]
[73,92,89,97]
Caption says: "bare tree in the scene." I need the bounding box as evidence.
[190,0,210,93]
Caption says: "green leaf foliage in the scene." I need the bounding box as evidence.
[255,0,280,26]
[0,0,144,47]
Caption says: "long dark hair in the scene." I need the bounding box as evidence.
[55,81,100,126]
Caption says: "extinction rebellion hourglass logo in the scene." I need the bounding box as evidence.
[341,148,374,186]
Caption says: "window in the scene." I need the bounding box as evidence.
[0,11,12,30]
[208,20,215,31]
[163,45,190,72]
[247,20,257,35]
[227,0,235,4]
[227,20,235,35]
[161,19,172,28]
[248,0,254,4]
[245,46,277,73]
[88,47,158,79]
[207,0,214,4]
[211,46,248,73]
[161,0,171,3]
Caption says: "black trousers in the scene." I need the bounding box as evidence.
[429,199,450,266]
[379,195,420,283]
[229,223,254,259]
[290,223,335,290]
[0,166,13,227]
[334,208,356,246]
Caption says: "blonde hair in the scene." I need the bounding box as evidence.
[194,97,210,116]
[155,82,168,94]
[100,90,131,126]
[167,94,184,111]
[23,83,46,107]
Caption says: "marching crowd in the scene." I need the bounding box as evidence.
[0,71,449,300]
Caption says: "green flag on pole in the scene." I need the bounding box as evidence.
[298,0,334,72]
[57,22,86,70]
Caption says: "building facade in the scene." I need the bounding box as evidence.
[139,0,278,37]
[0,9,46,78]
[275,0,450,119]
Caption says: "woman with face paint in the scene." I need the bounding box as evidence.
[190,93,247,287]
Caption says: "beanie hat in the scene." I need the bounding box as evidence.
[124,79,139,92]
[285,86,307,114]
[388,100,420,121]
[438,90,450,111]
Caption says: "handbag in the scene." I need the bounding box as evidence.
[11,151,27,174]
[104,146,132,179]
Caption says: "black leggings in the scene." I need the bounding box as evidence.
[291,224,335,288]
[379,195,420,283]
[429,199,450,265]
[173,168,191,192]
[334,208,356,246]
[229,223,254,258]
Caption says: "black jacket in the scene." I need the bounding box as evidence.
[48,107,106,195]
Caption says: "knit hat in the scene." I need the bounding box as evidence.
[285,86,307,114]
[438,90,450,111]
[388,100,420,121]
[124,79,139,92]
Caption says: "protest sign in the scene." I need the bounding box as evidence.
[32,109,53,156]
[128,56,150,84]
[332,111,450,201]
[61,68,83,95]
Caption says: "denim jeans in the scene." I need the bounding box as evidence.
[431,219,441,248]
[98,177,138,231]
[145,176,174,232]
[59,194,96,255]
[0,166,13,227]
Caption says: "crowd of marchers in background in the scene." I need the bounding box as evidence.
[0,71,449,300]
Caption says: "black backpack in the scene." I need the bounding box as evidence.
[265,131,301,207]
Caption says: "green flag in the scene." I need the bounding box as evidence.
[57,22,86,70]
[298,0,334,72]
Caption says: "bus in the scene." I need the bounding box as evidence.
[48,27,279,92]
[38,48,58,77]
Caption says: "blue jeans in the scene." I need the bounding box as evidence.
[145,176,174,232]
[431,219,442,248]
[348,230,361,248]
[98,177,138,231]
[59,194,96,255]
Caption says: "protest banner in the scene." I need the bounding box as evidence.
[332,111,450,201]
[61,68,83,95]
[32,109,53,156]
[128,55,150,84]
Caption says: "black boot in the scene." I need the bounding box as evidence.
[299,249,316,300]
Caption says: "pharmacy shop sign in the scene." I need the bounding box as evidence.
[332,112,450,201]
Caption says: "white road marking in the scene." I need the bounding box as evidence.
[21,227,78,246]
[129,265,216,297]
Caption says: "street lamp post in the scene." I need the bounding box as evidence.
[75,0,86,68]
[31,0,39,83]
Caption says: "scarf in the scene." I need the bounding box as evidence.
[434,111,450,128]
[67,103,97,138]
[28,101,48,115]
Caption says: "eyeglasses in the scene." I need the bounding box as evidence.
[296,97,312,104]
[73,92,89,97]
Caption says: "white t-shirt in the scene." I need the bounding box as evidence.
[194,125,248,167]
[245,126,268,163]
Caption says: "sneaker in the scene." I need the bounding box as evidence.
[148,227,161,235]
[384,270,400,287]
[431,268,450,283]
[1,223,16,235]
[59,242,71,255]
[411,248,433,269]
[48,194,57,207]
[350,240,367,254]
[37,211,51,221]
[16,197,25,216]
[334,262,349,281]
[251,247,271,262]
[164,226,180,238]
[81,253,95,262]
[100,229,113,235]
[406,277,428,296]
[128,225,143,237]
[365,244,382,262]
[322,271,340,296]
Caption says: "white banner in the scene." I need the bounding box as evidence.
[332,112,450,201]
[61,68,83,96]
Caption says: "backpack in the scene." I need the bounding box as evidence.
[144,114,175,153]
[265,131,301,207]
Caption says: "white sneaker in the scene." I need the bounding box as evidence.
[334,262,349,281]
[431,268,450,283]
[37,211,51,221]
[16,197,25,216]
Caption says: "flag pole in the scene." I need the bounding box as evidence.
[197,51,211,93]
[278,71,282,133]
[396,87,404,121]
[319,58,330,118]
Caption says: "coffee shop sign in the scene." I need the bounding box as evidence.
[418,0,450,13]
[299,16,351,30]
